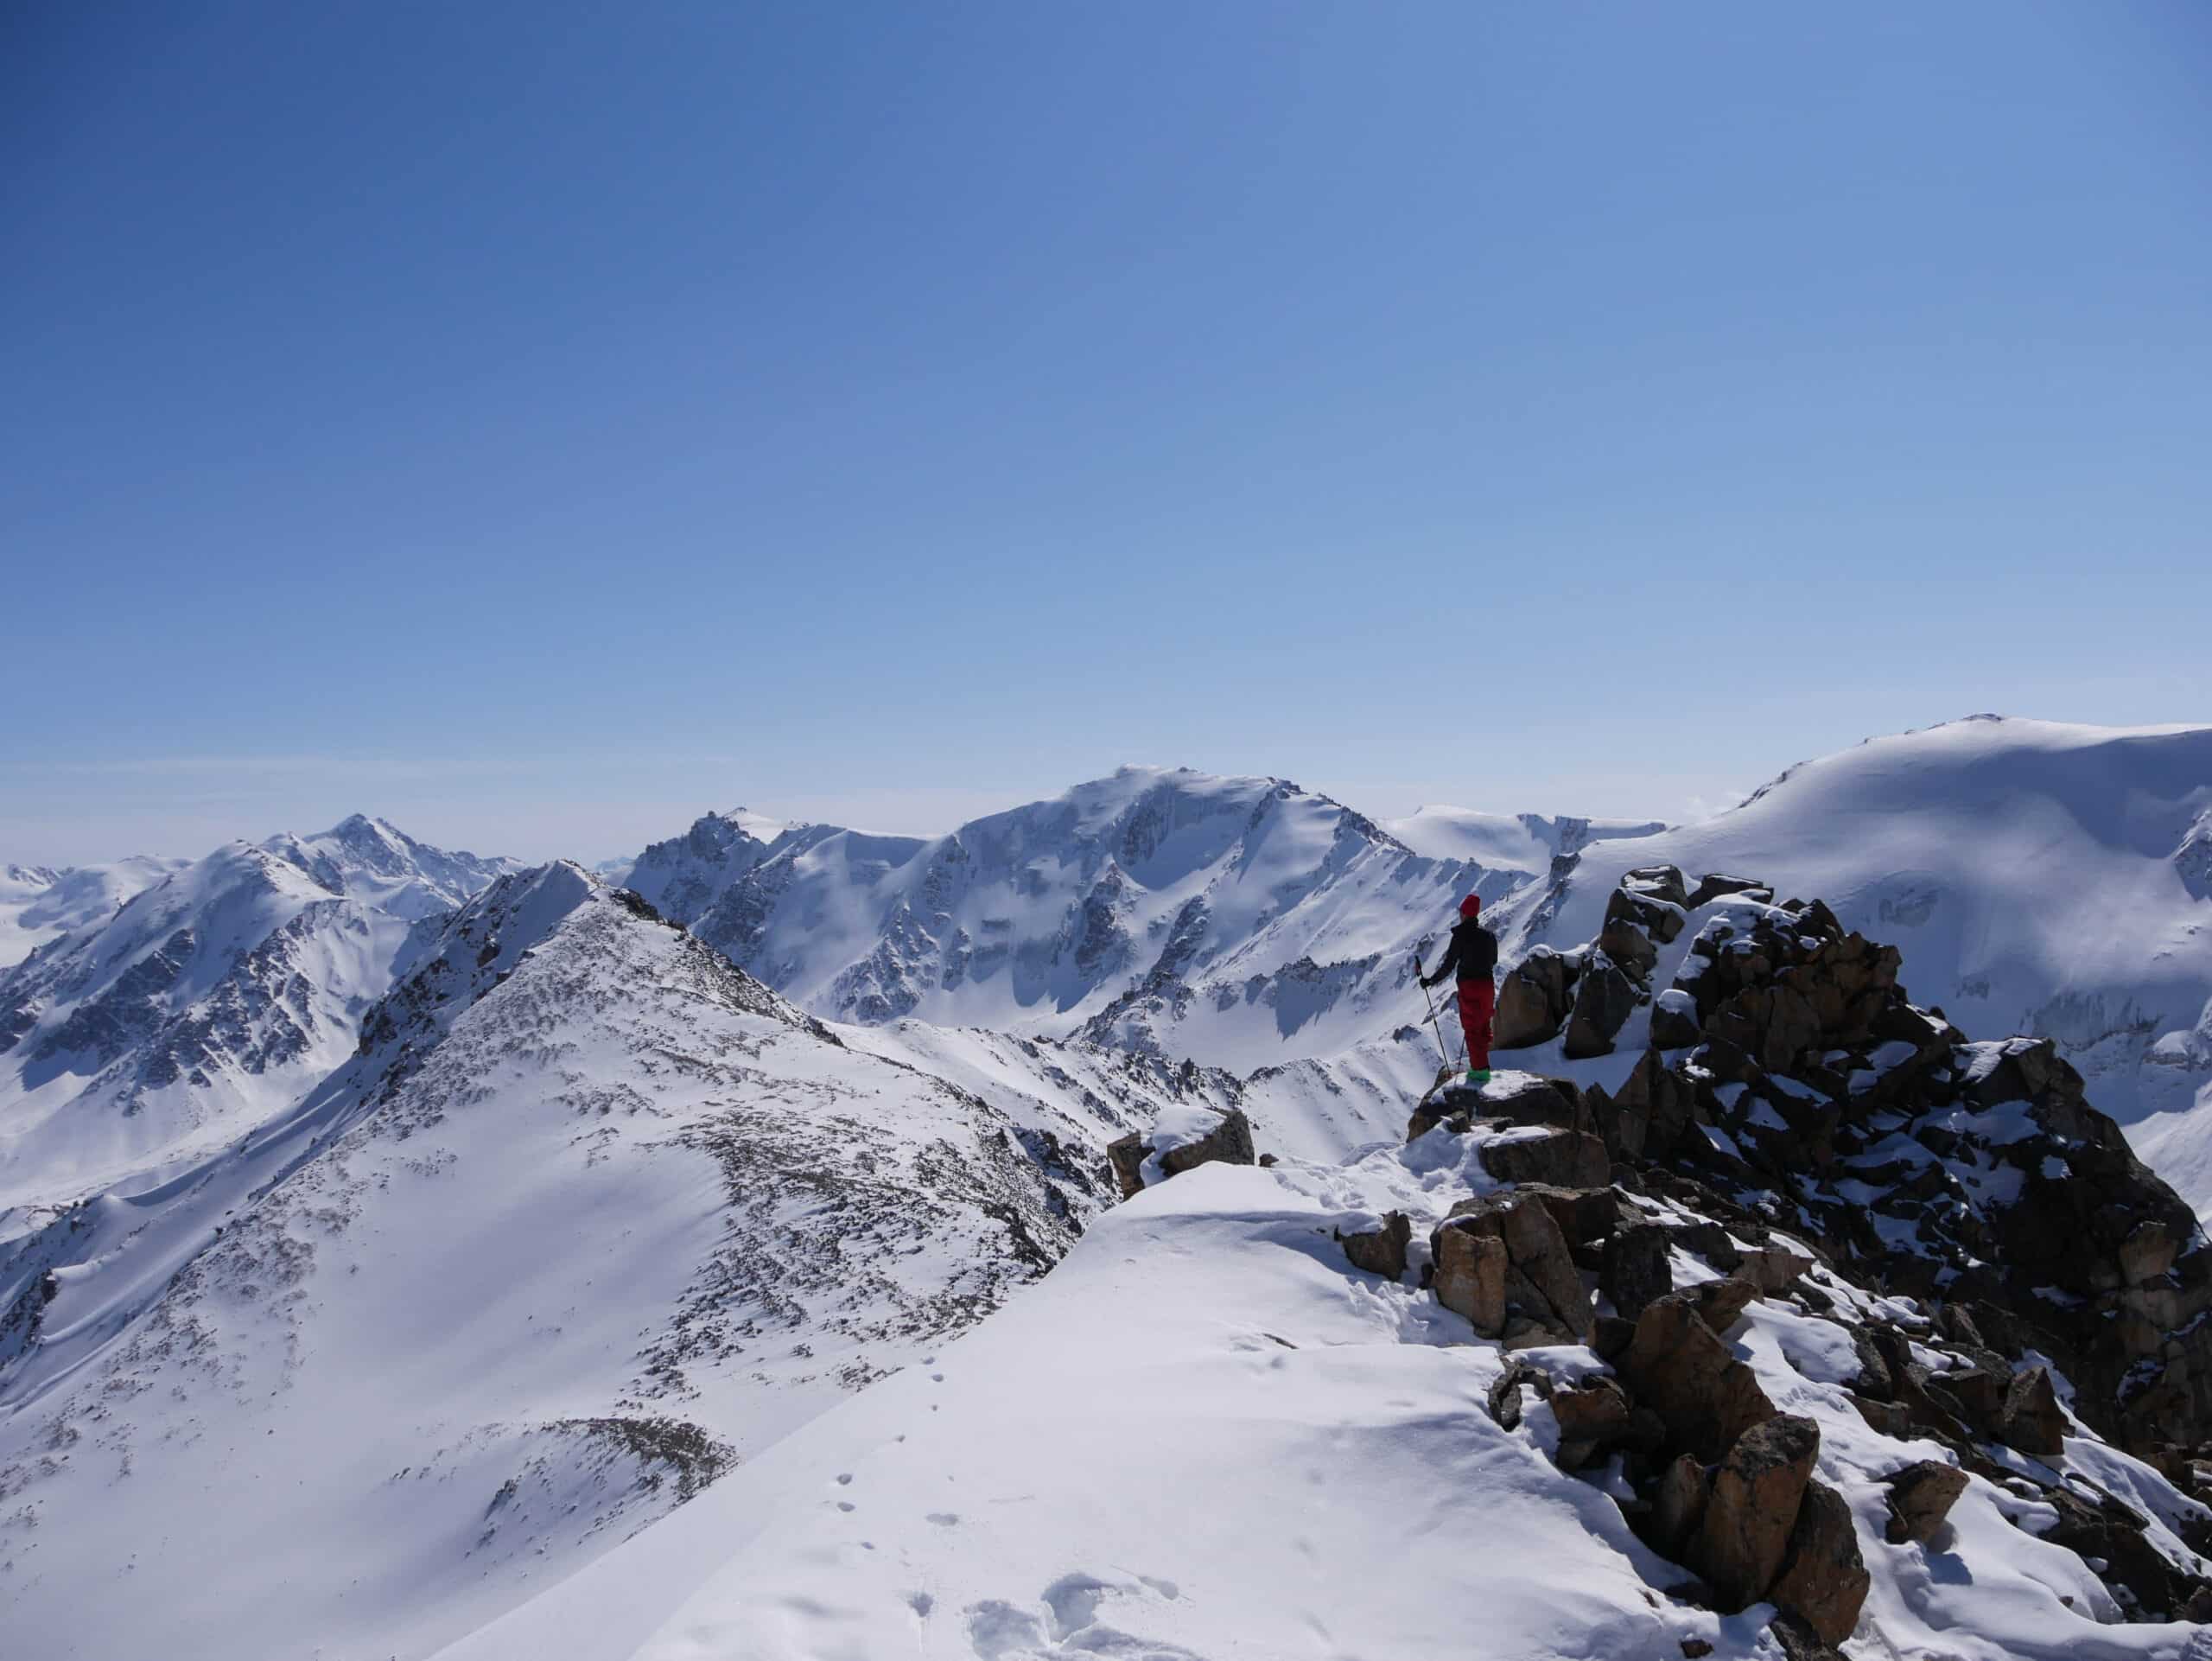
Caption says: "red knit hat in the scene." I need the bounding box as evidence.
[1459,894,1482,920]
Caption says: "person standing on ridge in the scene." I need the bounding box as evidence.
[1415,894,1497,1085]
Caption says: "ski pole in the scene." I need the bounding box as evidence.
[1417,966,1456,1074]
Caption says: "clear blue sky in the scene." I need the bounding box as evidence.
[7,2,2209,864]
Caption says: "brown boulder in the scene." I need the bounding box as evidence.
[2000,1365,2068,1458]
[1882,1461,1968,1545]
[1769,1478,1870,1646]
[1620,1295,1777,1462]
[1688,1414,1820,1610]
[1440,1190,1595,1342]
[1737,1243,1815,1295]
[1688,1276,1760,1337]
[1551,1376,1635,1468]
[1479,1128,1611,1190]
[1431,1224,1507,1335]
[1338,1212,1410,1280]
[1495,948,1576,1050]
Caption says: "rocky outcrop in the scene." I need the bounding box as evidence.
[1494,947,1577,1049]
[1619,1294,1777,1463]
[1688,1413,1819,1611]
[1433,1191,1592,1346]
[1107,1106,1256,1200]
[1478,1127,1610,1189]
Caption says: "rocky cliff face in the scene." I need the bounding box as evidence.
[1331,863,2212,1639]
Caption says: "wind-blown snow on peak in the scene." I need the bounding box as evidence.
[1385,806,1670,870]
[608,809,796,926]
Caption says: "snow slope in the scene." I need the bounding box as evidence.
[1534,717,2212,1207]
[0,856,1389,1661]
[431,1138,2211,1661]
[0,856,184,969]
[684,767,1662,1072]
[0,864,1160,1661]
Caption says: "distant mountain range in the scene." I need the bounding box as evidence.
[3,716,2210,1658]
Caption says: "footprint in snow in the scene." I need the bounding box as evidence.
[962,1571,1198,1660]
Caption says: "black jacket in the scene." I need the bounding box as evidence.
[1422,918,1498,988]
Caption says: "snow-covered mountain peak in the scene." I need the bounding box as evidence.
[260,813,525,921]
[611,811,798,926]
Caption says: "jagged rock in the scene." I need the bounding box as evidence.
[1495,948,1576,1050]
[1432,1225,1507,1335]
[1614,1048,1697,1161]
[1563,958,1640,1060]
[1338,1212,1410,1280]
[1769,1478,1869,1646]
[1494,1182,1622,1247]
[1107,1107,1255,1200]
[1646,1452,1710,1556]
[1602,1223,1673,1323]
[1945,1368,2008,1434]
[1882,1461,1968,1544]
[1437,1191,1594,1343]
[2120,1218,2180,1285]
[1551,1376,1634,1468]
[2000,1365,2068,1457]
[1468,1072,1584,1130]
[1737,1244,1815,1295]
[1623,863,1690,910]
[1479,1128,1610,1190]
[1404,1101,1472,1142]
[1688,1413,1820,1610]
[1650,989,1702,1049]
[1597,913,1661,981]
[1688,873,1773,909]
[1620,1294,1777,1462]
[1688,1276,1759,1337]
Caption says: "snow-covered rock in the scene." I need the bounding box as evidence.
[1531,716,2212,1211]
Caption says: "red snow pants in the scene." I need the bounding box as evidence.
[1456,977,1495,1072]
